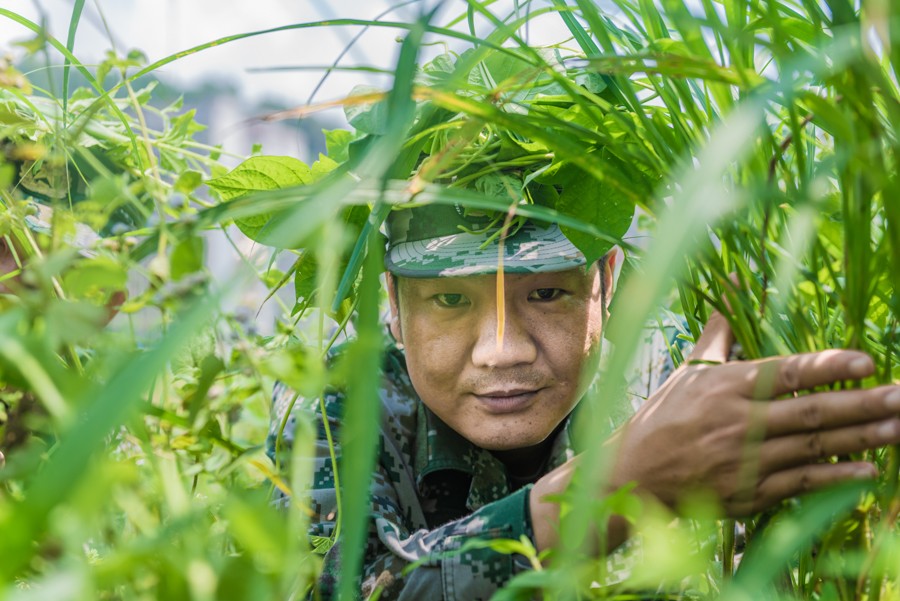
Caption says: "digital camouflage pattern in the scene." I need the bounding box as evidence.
[385,203,586,278]
[269,343,574,600]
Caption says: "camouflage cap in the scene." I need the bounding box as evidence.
[385,203,585,277]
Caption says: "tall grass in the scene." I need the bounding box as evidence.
[1,0,899,599]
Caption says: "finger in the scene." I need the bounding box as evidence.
[764,385,900,437]
[750,462,876,513]
[725,349,875,400]
[687,311,734,364]
[720,272,741,314]
[759,417,900,472]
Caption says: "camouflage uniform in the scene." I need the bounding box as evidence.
[268,201,685,598]
[268,342,576,600]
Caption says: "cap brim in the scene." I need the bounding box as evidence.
[385,222,585,277]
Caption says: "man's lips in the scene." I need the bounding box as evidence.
[478,388,539,397]
[472,388,542,413]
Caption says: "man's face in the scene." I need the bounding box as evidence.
[387,263,611,451]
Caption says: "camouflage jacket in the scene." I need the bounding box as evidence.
[268,343,576,600]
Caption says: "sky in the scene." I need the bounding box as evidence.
[0,0,577,108]
[0,0,593,326]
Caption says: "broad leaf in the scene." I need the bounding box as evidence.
[207,155,313,241]
[550,162,637,262]
[323,129,353,164]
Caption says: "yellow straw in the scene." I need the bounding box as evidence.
[495,205,518,355]
[496,232,505,355]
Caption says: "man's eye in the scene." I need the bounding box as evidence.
[529,288,564,301]
[433,293,468,307]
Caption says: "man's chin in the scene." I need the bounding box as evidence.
[465,429,553,452]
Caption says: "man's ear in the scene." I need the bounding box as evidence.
[385,272,403,345]
[601,249,617,313]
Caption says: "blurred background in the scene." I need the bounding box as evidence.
[1,1,577,157]
[0,1,582,331]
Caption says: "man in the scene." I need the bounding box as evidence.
[270,202,900,600]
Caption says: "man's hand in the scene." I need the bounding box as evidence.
[531,312,900,554]
[608,311,900,516]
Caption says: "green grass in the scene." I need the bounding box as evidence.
[1,0,900,599]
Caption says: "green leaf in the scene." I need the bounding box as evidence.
[344,85,388,135]
[44,300,110,348]
[0,163,14,190]
[61,256,128,301]
[292,203,367,314]
[260,344,325,399]
[310,154,340,182]
[207,156,313,241]
[551,163,636,262]
[12,32,47,55]
[207,156,312,202]
[323,129,353,163]
[174,170,203,194]
[165,109,206,144]
[473,172,523,201]
[573,70,608,94]
[170,236,204,281]
[293,250,318,309]
[0,298,214,577]
[185,354,225,423]
[467,48,566,111]
[310,535,334,555]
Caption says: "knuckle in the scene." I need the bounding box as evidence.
[860,386,896,418]
[750,477,775,512]
[806,431,825,460]
[865,420,899,445]
[722,420,750,441]
[691,365,716,384]
[798,471,813,493]
[778,362,801,393]
[798,402,823,430]
[856,393,877,419]
[858,426,877,448]
[860,389,887,418]
[693,368,732,400]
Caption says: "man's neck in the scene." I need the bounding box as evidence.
[490,422,564,484]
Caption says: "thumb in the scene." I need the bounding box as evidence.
[687,311,735,364]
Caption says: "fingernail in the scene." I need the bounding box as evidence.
[849,356,874,378]
[886,390,900,411]
[854,465,877,479]
[878,420,900,440]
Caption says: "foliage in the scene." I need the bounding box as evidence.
[2,0,900,600]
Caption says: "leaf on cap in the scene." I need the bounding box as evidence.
[550,162,637,263]
[323,129,354,164]
[473,172,523,202]
[344,85,389,135]
[467,48,567,111]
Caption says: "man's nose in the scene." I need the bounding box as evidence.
[471,302,538,368]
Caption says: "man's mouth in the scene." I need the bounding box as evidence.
[473,388,542,413]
